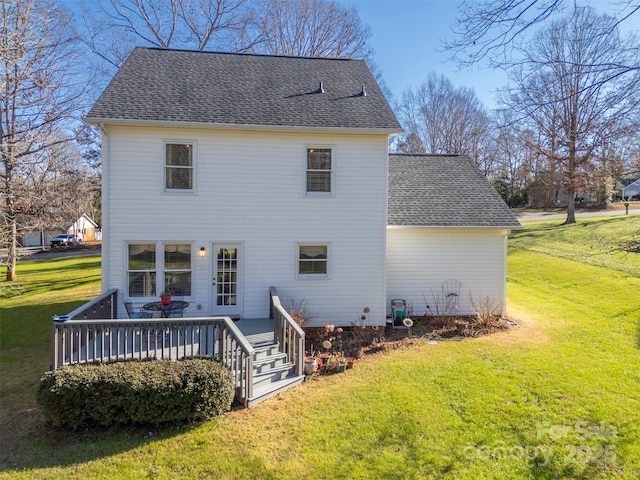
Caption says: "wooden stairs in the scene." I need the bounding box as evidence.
[246,340,304,407]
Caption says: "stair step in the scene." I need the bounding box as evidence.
[252,363,297,390]
[253,343,280,361]
[253,352,288,374]
[248,373,305,407]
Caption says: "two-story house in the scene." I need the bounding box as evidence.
[86,47,520,328]
[86,47,403,327]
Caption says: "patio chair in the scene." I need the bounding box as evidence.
[167,305,186,318]
[124,299,152,319]
[441,279,462,310]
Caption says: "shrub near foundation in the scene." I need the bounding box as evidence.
[37,357,234,430]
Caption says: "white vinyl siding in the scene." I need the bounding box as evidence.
[104,126,389,324]
[386,228,509,317]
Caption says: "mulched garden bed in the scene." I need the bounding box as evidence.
[303,315,514,362]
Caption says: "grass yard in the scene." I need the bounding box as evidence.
[1,216,639,479]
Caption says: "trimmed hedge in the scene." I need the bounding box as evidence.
[37,357,235,429]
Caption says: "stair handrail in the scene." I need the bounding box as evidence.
[269,286,305,377]
[217,316,255,406]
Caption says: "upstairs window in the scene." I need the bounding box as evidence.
[306,148,332,194]
[165,143,193,190]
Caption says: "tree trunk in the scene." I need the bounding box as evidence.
[561,72,581,227]
[5,214,17,281]
[565,193,576,224]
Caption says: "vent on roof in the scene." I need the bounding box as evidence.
[360,85,367,97]
[318,82,325,94]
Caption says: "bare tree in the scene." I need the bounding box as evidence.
[617,131,640,179]
[396,73,493,172]
[102,0,180,48]
[1,0,87,280]
[365,57,393,102]
[20,139,96,238]
[179,0,254,50]
[445,0,639,71]
[491,111,532,207]
[248,0,371,58]
[503,7,639,223]
[77,0,373,88]
[241,0,381,102]
[76,0,256,78]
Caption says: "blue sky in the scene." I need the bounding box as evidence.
[342,0,634,109]
[342,0,509,108]
[66,0,634,110]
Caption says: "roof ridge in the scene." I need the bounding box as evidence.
[137,46,359,63]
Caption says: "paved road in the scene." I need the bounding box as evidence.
[1,245,101,262]
[27,249,100,260]
[516,208,640,222]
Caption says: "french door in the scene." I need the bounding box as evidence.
[210,243,242,317]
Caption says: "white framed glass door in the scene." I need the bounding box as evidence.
[211,243,242,317]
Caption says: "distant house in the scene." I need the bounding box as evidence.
[616,179,640,200]
[85,47,520,326]
[21,213,99,247]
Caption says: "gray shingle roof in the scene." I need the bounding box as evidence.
[389,154,522,228]
[86,47,401,132]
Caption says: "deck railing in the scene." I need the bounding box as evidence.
[51,295,255,406]
[270,286,305,377]
[54,288,119,322]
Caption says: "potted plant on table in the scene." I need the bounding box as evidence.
[159,291,171,306]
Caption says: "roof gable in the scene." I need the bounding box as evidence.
[388,154,521,228]
[86,47,401,132]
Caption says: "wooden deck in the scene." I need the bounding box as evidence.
[234,318,275,345]
[51,289,305,407]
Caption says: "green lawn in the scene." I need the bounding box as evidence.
[1,217,639,479]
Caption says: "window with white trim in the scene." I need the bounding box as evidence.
[298,244,328,277]
[165,143,193,190]
[128,243,157,297]
[127,243,192,297]
[306,148,332,194]
[164,243,192,296]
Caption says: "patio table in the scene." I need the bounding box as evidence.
[143,300,189,318]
